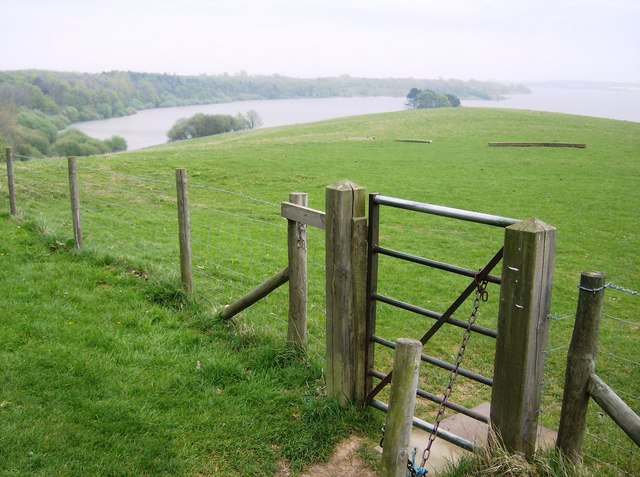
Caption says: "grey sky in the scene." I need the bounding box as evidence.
[2,0,639,82]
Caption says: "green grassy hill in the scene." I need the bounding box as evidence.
[1,107,638,475]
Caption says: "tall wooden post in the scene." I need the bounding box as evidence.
[490,218,556,459]
[67,156,83,249]
[287,192,308,347]
[380,339,422,477]
[6,147,17,216]
[175,168,193,293]
[556,271,605,461]
[325,180,367,407]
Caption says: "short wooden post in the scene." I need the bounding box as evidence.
[490,218,556,459]
[67,156,83,249]
[176,168,193,293]
[6,146,17,216]
[380,338,422,477]
[287,192,308,347]
[556,271,605,461]
[325,179,367,407]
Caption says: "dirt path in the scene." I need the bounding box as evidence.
[277,436,376,477]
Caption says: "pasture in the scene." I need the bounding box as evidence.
[1,107,638,475]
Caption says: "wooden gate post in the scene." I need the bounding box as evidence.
[490,218,556,459]
[5,147,17,216]
[325,180,367,407]
[556,271,605,461]
[287,192,308,347]
[175,168,193,293]
[67,156,83,249]
[380,338,422,477]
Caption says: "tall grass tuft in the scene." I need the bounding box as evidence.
[439,433,588,477]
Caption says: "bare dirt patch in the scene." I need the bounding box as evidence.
[277,435,377,477]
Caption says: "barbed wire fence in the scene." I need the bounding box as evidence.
[543,282,639,476]
[2,153,329,365]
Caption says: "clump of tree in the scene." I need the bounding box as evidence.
[406,88,461,109]
[51,129,127,157]
[167,110,262,142]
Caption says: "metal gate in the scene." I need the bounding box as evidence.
[364,193,520,452]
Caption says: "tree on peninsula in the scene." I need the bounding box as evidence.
[406,88,461,109]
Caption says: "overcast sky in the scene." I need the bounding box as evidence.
[2,0,639,82]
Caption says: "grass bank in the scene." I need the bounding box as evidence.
[0,216,375,476]
[1,107,638,475]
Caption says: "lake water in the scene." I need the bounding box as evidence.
[71,96,406,151]
[462,87,640,123]
[72,88,640,151]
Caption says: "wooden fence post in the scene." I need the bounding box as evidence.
[175,168,193,293]
[490,218,556,459]
[287,192,308,347]
[556,271,605,461]
[67,156,83,249]
[380,338,422,477]
[6,146,17,216]
[588,373,640,447]
[325,179,367,407]
[221,268,290,320]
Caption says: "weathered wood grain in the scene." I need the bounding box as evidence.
[287,192,308,348]
[380,338,422,477]
[221,268,290,320]
[588,373,640,447]
[491,218,556,459]
[325,180,366,407]
[281,201,326,229]
[556,271,605,461]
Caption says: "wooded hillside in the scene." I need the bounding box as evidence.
[0,70,529,157]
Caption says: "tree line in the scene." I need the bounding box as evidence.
[0,69,529,157]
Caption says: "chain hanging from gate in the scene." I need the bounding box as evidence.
[407,277,489,477]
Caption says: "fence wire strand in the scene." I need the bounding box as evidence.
[5,156,638,474]
[3,159,328,363]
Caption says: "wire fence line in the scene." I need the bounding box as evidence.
[2,156,329,363]
[3,155,638,473]
[542,282,640,476]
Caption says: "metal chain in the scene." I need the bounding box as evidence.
[420,279,488,468]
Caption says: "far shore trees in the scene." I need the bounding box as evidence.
[0,70,526,156]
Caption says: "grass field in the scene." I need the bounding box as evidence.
[1,107,639,475]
